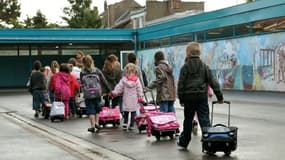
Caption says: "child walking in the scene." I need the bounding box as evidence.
[111,63,144,130]
[29,60,51,118]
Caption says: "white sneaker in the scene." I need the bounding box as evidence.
[128,126,135,130]
[122,124,127,130]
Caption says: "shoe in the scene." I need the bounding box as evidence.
[87,127,95,133]
[95,124,101,132]
[177,141,187,150]
[122,124,127,130]
[175,128,180,136]
[34,111,39,118]
[128,126,135,130]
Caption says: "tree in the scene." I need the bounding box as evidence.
[0,0,21,28]
[62,0,102,28]
[32,10,48,28]
[23,10,60,28]
[23,16,33,28]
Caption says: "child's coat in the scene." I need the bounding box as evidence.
[112,76,143,112]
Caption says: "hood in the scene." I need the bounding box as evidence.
[123,76,138,88]
[158,60,173,74]
[57,72,70,83]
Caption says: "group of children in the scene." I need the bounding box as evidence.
[27,51,152,133]
[28,50,215,139]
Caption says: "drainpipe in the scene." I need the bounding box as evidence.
[134,29,138,54]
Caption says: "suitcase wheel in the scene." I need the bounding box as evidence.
[50,117,55,122]
[169,134,174,139]
[155,135,160,141]
[224,151,231,156]
[206,151,216,155]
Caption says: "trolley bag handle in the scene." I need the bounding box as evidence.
[143,88,157,105]
[211,101,231,127]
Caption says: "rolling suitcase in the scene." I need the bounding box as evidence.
[99,106,121,127]
[146,111,180,141]
[135,90,159,133]
[50,100,65,122]
[135,103,158,133]
[201,101,238,155]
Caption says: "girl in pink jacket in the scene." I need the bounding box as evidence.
[52,63,71,119]
[111,63,144,131]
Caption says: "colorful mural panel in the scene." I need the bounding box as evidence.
[138,32,285,92]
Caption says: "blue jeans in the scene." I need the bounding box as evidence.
[159,101,175,112]
[178,100,210,147]
[69,98,76,115]
[123,111,136,127]
[32,90,50,111]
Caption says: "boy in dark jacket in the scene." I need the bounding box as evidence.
[177,42,224,149]
[29,60,51,118]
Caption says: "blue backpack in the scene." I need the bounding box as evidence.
[81,68,102,99]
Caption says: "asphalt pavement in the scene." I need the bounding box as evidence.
[0,89,285,160]
[0,107,80,160]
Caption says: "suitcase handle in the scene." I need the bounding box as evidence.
[211,100,231,127]
[143,88,157,105]
[212,101,230,105]
[213,123,227,128]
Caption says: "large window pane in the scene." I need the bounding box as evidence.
[172,33,193,44]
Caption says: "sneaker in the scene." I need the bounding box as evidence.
[177,141,187,150]
[34,111,39,118]
[95,124,101,132]
[128,126,135,130]
[87,127,95,133]
[122,124,127,130]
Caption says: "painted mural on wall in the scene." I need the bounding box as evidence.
[137,32,285,92]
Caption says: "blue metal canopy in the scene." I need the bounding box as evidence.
[0,29,135,44]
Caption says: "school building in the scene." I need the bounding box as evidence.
[0,0,284,92]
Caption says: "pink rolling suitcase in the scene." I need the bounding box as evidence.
[135,90,159,133]
[146,111,180,141]
[135,103,159,133]
[99,106,121,127]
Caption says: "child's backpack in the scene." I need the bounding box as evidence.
[81,68,102,99]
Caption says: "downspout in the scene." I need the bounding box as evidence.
[134,29,138,54]
[28,44,32,71]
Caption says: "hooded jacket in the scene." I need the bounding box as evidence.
[148,60,176,102]
[111,75,143,112]
[177,57,223,102]
[102,68,122,90]
[52,72,71,101]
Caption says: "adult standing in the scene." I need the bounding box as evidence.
[177,42,224,149]
[146,51,176,112]
[80,55,110,133]
[102,54,122,108]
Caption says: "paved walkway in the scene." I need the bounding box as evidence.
[0,108,80,160]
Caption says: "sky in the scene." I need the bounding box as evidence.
[18,0,246,25]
